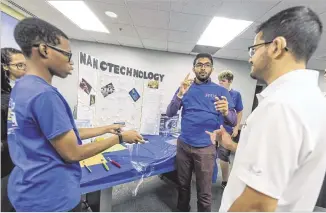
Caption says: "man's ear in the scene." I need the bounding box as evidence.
[38,44,49,59]
[270,36,287,59]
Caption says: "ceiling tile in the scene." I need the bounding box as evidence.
[128,8,170,29]
[213,48,245,60]
[136,27,169,41]
[258,1,326,22]
[224,38,254,51]
[107,24,138,37]
[168,31,201,43]
[118,36,143,48]
[168,42,194,53]
[171,0,223,16]
[126,0,171,11]
[87,0,126,6]
[87,32,120,45]
[238,22,261,40]
[214,1,278,21]
[169,12,212,32]
[236,52,250,61]
[142,39,167,51]
[86,1,133,25]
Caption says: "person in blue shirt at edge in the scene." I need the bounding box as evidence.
[217,70,244,190]
[166,53,237,212]
[7,17,144,212]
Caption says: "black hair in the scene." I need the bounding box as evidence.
[1,48,23,93]
[193,53,214,66]
[256,6,323,63]
[14,17,69,57]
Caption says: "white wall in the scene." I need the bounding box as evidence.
[53,39,257,124]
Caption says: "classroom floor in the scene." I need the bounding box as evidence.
[110,158,228,212]
[111,173,224,212]
[84,155,326,212]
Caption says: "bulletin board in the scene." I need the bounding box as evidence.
[77,52,165,135]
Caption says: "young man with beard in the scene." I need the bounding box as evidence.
[167,53,237,212]
[7,18,143,212]
[217,70,244,189]
[206,6,326,212]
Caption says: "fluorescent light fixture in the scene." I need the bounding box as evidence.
[105,11,118,18]
[197,17,253,47]
[48,1,109,33]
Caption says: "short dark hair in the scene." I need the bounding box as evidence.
[1,48,23,92]
[256,6,323,63]
[14,17,69,57]
[193,53,213,66]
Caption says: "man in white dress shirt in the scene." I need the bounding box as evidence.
[206,6,326,212]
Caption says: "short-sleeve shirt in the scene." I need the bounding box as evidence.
[7,75,82,211]
[219,70,326,212]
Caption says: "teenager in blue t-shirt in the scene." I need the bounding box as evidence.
[7,18,143,212]
[218,70,244,190]
[166,53,237,212]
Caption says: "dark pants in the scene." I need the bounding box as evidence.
[176,140,216,212]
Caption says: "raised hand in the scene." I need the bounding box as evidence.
[177,73,193,98]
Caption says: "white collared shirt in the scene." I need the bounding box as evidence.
[219,70,326,212]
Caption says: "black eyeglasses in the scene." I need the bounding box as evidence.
[9,63,26,70]
[248,41,289,57]
[248,41,272,57]
[32,44,72,62]
[194,63,213,69]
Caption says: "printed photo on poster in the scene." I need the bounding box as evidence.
[90,95,96,106]
[129,88,140,102]
[79,78,92,95]
[147,80,159,89]
[159,114,179,136]
[101,83,115,98]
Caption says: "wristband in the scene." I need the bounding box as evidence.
[117,133,123,144]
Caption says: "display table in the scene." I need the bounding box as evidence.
[80,135,218,211]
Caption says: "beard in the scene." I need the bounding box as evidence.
[195,71,210,82]
[250,51,271,83]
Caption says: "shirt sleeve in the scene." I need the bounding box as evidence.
[234,102,303,199]
[221,88,235,109]
[31,92,74,140]
[235,92,244,112]
[166,88,182,117]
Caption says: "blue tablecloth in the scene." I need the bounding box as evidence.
[80,135,218,194]
[80,135,176,194]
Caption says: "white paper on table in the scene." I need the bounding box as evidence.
[140,87,162,135]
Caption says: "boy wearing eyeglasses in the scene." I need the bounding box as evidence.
[166,53,237,212]
[7,18,143,212]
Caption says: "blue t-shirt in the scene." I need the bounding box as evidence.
[7,75,82,212]
[178,79,235,147]
[224,89,243,133]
